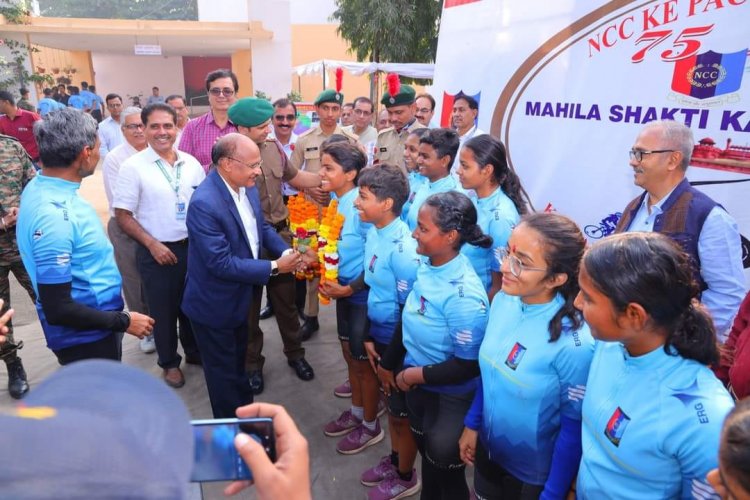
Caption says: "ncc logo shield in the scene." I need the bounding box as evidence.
[441,91,481,127]
[504,342,527,370]
[604,407,631,447]
[671,49,747,99]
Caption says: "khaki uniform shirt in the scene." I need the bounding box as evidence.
[256,138,299,226]
[289,125,359,176]
[0,135,35,258]
[374,119,426,170]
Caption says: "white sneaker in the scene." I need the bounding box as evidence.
[139,335,156,353]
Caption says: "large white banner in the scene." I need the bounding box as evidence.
[431,0,750,276]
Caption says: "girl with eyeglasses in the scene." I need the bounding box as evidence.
[457,135,527,301]
[707,398,750,500]
[574,232,733,499]
[459,212,593,499]
[393,191,492,500]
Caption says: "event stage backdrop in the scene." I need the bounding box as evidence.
[431,0,750,274]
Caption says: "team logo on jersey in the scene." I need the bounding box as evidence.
[32,229,43,241]
[417,296,427,315]
[604,407,631,447]
[671,379,704,407]
[504,342,526,370]
[368,254,378,273]
[448,277,465,297]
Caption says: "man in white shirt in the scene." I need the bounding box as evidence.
[114,103,206,388]
[98,94,124,157]
[102,106,154,354]
[450,93,486,180]
[343,96,378,164]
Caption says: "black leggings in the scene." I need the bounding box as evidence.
[473,438,544,500]
[406,387,473,500]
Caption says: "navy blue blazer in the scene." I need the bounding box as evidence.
[182,169,289,329]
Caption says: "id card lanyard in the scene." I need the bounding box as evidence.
[156,158,186,220]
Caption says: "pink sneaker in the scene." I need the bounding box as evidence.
[336,420,384,454]
[361,455,398,486]
[334,379,352,398]
[324,409,361,437]
[367,472,421,500]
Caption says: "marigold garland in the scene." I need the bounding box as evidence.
[288,195,320,280]
[317,199,345,305]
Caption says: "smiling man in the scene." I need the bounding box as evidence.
[182,133,306,418]
[114,103,206,388]
[615,120,745,341]
[374,82,426,171]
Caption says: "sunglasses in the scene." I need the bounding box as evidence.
[274,114,297,122]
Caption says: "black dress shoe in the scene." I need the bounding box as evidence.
[288,358,315,381]
[7,357,29,399]
[249,370,264,395]
[300,316,319,341]
[259,303,274,320]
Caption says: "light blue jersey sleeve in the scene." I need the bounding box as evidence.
[392,240,419,305]
[31,206,74,286]
[554,325,594,420]
[487,213,514,273]
[445,291,488,360]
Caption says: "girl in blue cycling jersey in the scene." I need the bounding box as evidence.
[708,398,750,500]
[460,212,593,500]
[400,128,429,220]
[457,135,527,301]
[575,232,734,499]
[394,191,492,500]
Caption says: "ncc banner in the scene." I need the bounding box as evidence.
[431,0,750,274]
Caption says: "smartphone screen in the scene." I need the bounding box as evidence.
[190,417,275,482]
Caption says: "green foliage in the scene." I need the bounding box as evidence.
[254,90,271,101]
[0,0,30,24]
[0,37,53,90]
[331,0,442,64]
[37,0,198,20]
[287,90,302,103]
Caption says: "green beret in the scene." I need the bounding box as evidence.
[228,98,274,127]
[381,84,416,107]
[314,89,344,106]
[380,85,417,108]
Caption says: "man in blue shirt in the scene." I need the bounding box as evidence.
[37,88,65,116]
[66,86,85,111]
[16,108,154,364]
[615,120,746,341]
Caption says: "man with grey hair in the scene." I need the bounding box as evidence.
[102,106,154,354]
[615,119,745,341]
[16,108,154,365]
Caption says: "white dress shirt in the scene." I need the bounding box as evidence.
[219,175,260,258]
[102,141,138,216]
[98,116,124,157]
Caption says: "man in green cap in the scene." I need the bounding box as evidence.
[374,83,426,170]
[228,97,323,394]
[289,89,359,340]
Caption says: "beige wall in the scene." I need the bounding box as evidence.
[231,49,253,97]
[291,24,371,104]
[31,45,94,89]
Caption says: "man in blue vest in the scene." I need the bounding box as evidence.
[615,120,745,342]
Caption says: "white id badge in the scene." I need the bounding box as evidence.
[175,199,187,221]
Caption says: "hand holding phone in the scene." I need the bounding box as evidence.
[224,403,312,500]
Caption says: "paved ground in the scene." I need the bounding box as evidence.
[0,168,473,499]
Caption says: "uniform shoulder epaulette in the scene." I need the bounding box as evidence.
[297,128,317,139]
[377,127,396,137]
[341,128,360,142]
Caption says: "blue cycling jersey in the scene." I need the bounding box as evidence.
[472,292,594,485]
[401,171,427,221]
[16,175,124,350]
[363,218,420,344]
[577,342,734,499]
[333,188,371,304]
[403,253,488,394]
[405,175,459,231]
[461,187,519,291]
[67,95,85,110]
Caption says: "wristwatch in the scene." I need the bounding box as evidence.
[270,260,279,277]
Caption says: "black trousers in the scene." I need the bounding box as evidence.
[136,241,198,369]
[53,332,121,366]
[474,439,544,500]
[191,318,253,418]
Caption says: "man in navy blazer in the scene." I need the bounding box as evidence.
[182,133,305,418]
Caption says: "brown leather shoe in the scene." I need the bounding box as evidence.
[163,367,185,388]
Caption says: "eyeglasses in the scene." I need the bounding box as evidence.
[274,114,296,122]
[228,157,263,170]
[123,123,145,130]
[353,109,372,116]
[416,108,432,114]
[497,247,547,278]
[209,88,236,97]
[628,149,675,162]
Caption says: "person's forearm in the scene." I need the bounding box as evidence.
[289,170,322,190]
[39,282,129,332]
[422,357,480,385]
[115,209,159,249]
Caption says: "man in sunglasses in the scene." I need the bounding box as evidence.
[178,69,239,172]
[615,119,744,342]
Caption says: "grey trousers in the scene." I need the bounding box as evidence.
[107,217,149,315]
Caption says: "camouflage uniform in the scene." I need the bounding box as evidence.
[0,134,37,363]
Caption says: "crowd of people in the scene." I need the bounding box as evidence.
[0,66,749,500]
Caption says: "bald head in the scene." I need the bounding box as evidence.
[212,133,262,191]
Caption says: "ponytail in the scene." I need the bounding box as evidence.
[668,303,719,365]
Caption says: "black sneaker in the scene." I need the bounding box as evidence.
[7,357,29,399]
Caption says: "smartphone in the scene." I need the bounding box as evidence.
[190,417,276,482]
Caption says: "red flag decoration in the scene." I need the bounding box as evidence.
[335,67,343,94]
[445,0,481,7]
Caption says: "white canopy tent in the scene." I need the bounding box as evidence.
[293,59,434,81]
